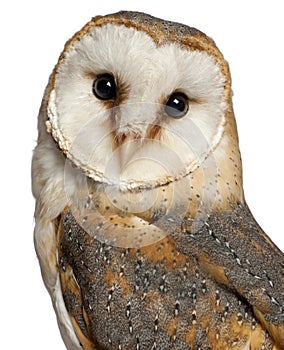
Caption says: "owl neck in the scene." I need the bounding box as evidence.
[67,160,244,229]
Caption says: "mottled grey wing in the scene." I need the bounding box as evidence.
[58,203,284,349]
[178,202,284,348]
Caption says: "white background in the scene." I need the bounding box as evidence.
[1,1,283,348]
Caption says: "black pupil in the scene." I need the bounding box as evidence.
[93,74,116,100]
[165,93,188,119]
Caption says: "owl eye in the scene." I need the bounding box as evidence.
[165,92,189,119]
[92,73,117,100]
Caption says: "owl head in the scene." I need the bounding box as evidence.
[35,11,243,238]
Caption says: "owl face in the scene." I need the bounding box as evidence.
[47,15,229,191]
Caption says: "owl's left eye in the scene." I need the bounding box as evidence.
[92,73,117,100]
[165,92,189,119]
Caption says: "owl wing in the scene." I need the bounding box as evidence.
[56,203,284,349]
[182,202,284,348]
[56,207,168,349]
[56,209,95,350]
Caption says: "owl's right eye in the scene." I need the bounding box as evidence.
[164,92,189,119]
[92,74,117,100]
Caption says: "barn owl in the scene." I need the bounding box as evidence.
[32,11,284,350]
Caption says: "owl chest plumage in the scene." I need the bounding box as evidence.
[58,205,281,350]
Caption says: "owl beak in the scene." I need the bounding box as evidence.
[112,128,144,173]
[113,129,142,149]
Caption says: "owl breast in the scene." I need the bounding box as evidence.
[58,209,275,350]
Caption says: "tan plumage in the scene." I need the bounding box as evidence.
[32,11,284,349]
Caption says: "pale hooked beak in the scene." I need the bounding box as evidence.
[111,102,159,150]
